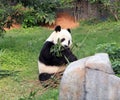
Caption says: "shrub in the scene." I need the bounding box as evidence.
[22,15,37,28]
[0,0,75,28]
[96,43,120,76]
[20,0,57,27]
[34,0,57,25]
[0,3,25,30]
[20,0,57,26]
[22,7,37,28]
[0,2,6,33]
[88,0,120,21]
[11,3,25,24]
[0,0,57,28]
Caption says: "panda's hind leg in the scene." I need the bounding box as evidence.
[39,72,63,88]
[39,73,53,81]
[39,73,53,87]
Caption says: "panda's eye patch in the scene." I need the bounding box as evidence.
[68,40,70,45]
[61,38,65,42]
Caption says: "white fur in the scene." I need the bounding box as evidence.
[38,61,66,74]
[46,29,72,47]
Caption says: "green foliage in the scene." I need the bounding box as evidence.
[109,0,120,21]
[0,0,57,28]
[19,0,73,9]
[44,13,56,25]
[0,31,5,38]
[0,49,5,68]
[58,0,74,8]
[112,60,120,75]
[0,3,25,32]
[50,39,64,57]
[19,90,38,100]
[0,0,76,28]
[35,10,56,26]
[88,0,110,5]
[0,2,7,34]
[19,0,57,26]
[88,0,120,21]
[11,3,25,23]
[0,49,5,57]
[22,15,37,28]
[37,89,59,100]
[33,0,57,25]
[22,7,37,28]
[96,43,120,75]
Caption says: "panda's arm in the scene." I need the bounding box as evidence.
[62,48,77,62]
[39,41,70,66]
[39,42,54,63]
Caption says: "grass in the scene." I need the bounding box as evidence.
[0,21,120,100]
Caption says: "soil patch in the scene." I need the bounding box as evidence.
[4,23,21,31]
[55,13,79,29]
[45,12,79,29]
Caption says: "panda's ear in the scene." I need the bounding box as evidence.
[55,25,61,32]
[67,28,71,33]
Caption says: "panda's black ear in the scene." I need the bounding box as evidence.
[55,25,61,32]
[67,28,71,33]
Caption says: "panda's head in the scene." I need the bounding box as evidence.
[46,25,72,48]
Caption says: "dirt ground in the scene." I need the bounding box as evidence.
[55,13,79,29]
[4,23,21,31]
[4,12,79,30]
[45,12,79,29]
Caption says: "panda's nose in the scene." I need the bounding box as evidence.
[64,45,68,48]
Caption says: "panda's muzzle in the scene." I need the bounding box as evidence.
[64,45,68,48]
[63,40,71,48]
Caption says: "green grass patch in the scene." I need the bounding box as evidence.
[0,21,120,100]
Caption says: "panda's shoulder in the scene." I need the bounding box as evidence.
[43,41,54,48]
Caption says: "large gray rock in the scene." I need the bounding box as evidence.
[59,53,120,100]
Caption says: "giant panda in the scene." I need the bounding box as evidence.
[38,25,77,87]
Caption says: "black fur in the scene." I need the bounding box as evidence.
[39,41,77,66]
[55,25,61,32]
[39,73,53,87]
[39,73,53,81]
[67,28,71,33]
[39,72,63,87]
